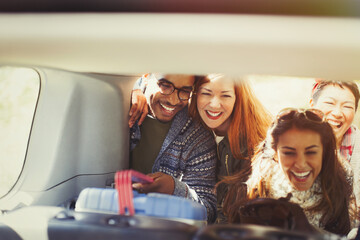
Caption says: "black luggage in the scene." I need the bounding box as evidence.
[48,210,198,240]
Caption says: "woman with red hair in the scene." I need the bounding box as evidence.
[188,74,272,223]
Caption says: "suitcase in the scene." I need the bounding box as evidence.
[48,210,198,240]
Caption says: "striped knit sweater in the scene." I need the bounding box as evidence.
[130,107,218,223]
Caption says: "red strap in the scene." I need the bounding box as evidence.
[115,170,153,215]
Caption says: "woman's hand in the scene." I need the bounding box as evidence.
[128,89,148,128]
[132,172,175,195]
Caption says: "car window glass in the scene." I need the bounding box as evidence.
[248,75,360,127]
[0,66,40,198]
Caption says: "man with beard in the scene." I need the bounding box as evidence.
[129,73,217,223]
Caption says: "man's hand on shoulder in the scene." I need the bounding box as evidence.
[132,172,175,195]
[129,89,148,128]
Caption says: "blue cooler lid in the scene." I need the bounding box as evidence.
[76,188,207,221]
[133,192,207,221]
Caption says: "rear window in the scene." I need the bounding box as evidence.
[249,75,360,127]
[0,66,40,198]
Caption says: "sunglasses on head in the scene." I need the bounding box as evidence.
[276,108,326,124]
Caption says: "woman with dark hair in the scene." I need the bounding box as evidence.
[310,80,360,162]
[221,108,357,235]
[310,80,360,208]
[188,74,272,223]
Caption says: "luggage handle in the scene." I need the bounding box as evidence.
[115,170,153,215]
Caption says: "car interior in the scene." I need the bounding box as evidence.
[0,0,360,239]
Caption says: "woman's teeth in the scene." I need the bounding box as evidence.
[292,171,310,179]
[206,110,221,117]
[160,103,175,112]
[327,119,342,129]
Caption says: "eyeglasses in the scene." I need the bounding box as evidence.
[157,79,193,101]
[276,108,326,124]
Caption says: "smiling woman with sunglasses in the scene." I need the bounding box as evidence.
[220,108,358,236]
